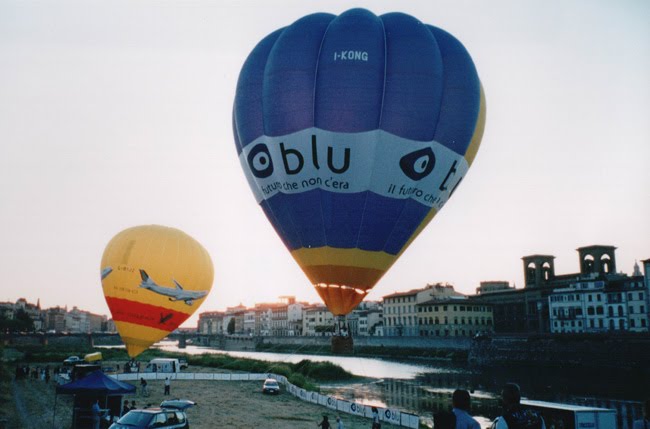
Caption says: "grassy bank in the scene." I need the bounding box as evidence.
[2,345,354,393]
[255,342,468,362]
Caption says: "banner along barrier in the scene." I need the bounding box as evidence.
[113,372,419,428]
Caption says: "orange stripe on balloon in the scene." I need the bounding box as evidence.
[105,297,190,331]
[314,286,368,316]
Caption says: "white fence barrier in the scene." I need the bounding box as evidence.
[113,372,419,428]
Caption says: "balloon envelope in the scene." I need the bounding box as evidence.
[233,9,485,315]
[101,225,213,357]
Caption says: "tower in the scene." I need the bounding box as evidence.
[577,245,617,276]
[522,254,555,288]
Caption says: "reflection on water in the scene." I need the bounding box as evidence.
[155,343,645,429]
[156,343,441,379]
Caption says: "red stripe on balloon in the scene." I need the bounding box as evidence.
[105,297,190,330]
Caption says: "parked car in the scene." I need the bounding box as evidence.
[262,378,280,395]
[109,400,195,429]
[63,356,83,365]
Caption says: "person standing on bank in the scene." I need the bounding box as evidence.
[371,406,381,429]
[491,383,546,429]
[452,389,480,429]
[91,399,102,429]
[633,399,650,429]
[164,377,171,395]
[140,377,148,396]
[122,400,130,417]
[335,415,344,429]
[317,415,331,429]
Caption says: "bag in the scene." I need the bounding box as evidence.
[503,409,544,429]
[433,410,456,429]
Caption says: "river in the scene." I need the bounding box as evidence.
[153,342,643,429]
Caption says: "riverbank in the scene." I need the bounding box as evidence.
[2,360,406,429]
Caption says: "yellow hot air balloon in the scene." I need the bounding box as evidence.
[101,225,213,358]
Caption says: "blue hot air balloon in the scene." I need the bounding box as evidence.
[233,8,486,316]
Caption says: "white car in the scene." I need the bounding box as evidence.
[63,356,83,365]
[262,378,280,395]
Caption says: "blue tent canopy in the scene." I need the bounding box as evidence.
[56,370,136,395]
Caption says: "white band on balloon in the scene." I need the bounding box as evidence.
[238,128,469,210]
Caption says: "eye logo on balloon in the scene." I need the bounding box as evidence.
[247,143,274,178]
[399,147,436,181]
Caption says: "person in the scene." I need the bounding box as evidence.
[335,415,344,429]
[91,399,102,429]
[140,377,148,396]
[371,406,381,429]
[318,415,331,429]
[491,383,546,429]
[633,399,650,429]
[131,400,137,410]
[164,377,171,395]
[452,389,480,429]
[122,400,130,417]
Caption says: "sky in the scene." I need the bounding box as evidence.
[1,0,649,327]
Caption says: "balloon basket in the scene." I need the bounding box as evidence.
[331,335,353,354]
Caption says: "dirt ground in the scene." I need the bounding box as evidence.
[4,364,405,429]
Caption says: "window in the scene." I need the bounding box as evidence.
[588,295,593,302]
[639,292,644,300]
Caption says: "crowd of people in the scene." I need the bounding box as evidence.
[14,364,54,383]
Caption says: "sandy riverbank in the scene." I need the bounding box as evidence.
[4,364,406,429]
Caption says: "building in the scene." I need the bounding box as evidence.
[475,245,650,334]
[198,311,224,335]
[302,305,335,336]
[0,298,45,331]
[383,283,461,336]
[64,307,107,333]
[243,310,256,335]
[416,298,493,337]
[549,262,649,334]
[287,301,305,336]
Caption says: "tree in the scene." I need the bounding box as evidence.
[0,309,35,332]
[227,318,235,335]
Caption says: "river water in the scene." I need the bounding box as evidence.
[154,342,644,429]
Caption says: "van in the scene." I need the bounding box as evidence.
[521,400,616,429]
[144,358,181,373]
[84,352,102,363]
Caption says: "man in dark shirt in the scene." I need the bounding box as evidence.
[491,383,546,429]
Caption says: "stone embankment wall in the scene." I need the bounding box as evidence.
[198,335,472,351]
[468,335,650,370]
